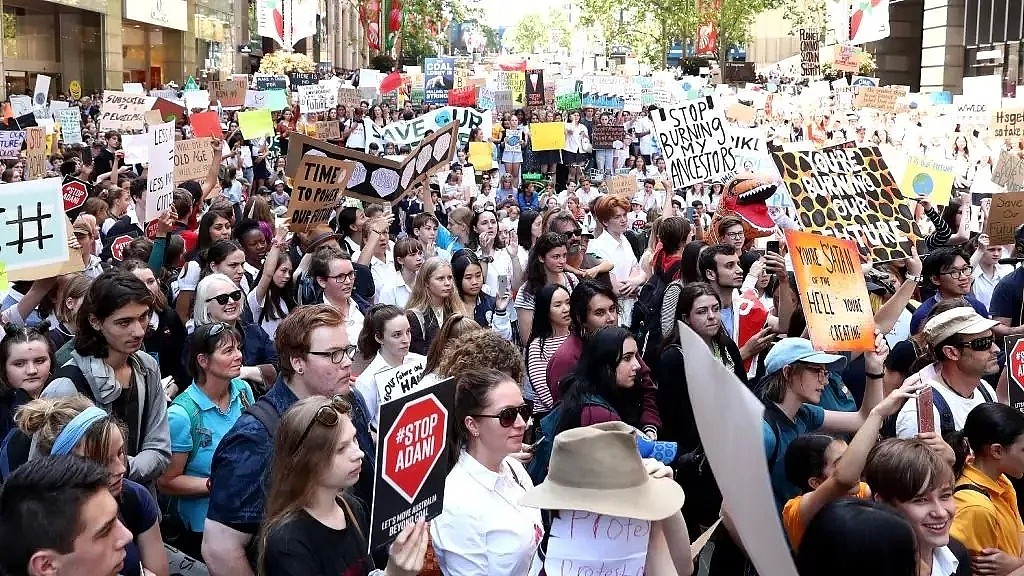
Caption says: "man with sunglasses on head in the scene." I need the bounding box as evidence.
[546,210,612,289]
[910,248,990,335]
[896,306,1000,439]
[203,304,374,576]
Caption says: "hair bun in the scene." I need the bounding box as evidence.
[2,323,21,338]
[35,320,52,334]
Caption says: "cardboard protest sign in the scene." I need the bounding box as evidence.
[899,156,955,205]
[237,109,275,139]
[174,138,214,184]
[254,75,287,91]
[338,87,361,109]
[531,122,565,151]
[468,142,493,171]
[423,57,455,105]
[785,230,876,352]
[986,192,1024,245]
[525,69,545,107]
[190,111,223,138]
[1007,335,1024,415]
[677,322,799,576]
[544,512,650,575]
[369,377,455,551]
[650,96,736,189]
[607,175,636,196]
[993,109,1024,138]
[373,107,490,149]
[314,121,341,141]
[24,127,46,180]
[992,151,1024,192]
[209,79,246,107]
[725,103,756,124]
[62,178,92,221]
[298,84,336,114]
[374,358,427,406]
[286,120,459,205]
[0,131,25,159]
[494,90,514,112]
[99,90,150,132]
[0,178,71,273]
[728,126,782,178]
[285,155,356,232]
[591,124,625,149]
[854,86,903,113]
[145,121,175,224]
[799,29,821,76]
[582,75,626,109]
[772,146,921,262]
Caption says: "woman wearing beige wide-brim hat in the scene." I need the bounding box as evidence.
[521,421,694,576]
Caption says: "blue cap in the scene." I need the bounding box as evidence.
[763,338,847,377]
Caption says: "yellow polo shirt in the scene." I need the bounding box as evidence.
[951,463,1024,557]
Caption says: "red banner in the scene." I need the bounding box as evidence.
[448,87,477,107]
[696,0,720,57]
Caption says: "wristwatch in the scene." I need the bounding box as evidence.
[480,255,495,263]
[906,273,924,284]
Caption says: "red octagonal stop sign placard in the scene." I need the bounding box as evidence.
[1008,336,1024,413]
[382,395,448,503]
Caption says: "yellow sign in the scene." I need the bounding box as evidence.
[900,156,956,205]
[469,142,493,171]
[530,122,565,151]
[69,80,82,101]
[237,109,275,139]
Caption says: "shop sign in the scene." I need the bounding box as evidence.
[123,0,188,31]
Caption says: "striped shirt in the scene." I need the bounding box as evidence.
[526,334,569,413]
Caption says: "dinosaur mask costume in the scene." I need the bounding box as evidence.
[706,173,783,245]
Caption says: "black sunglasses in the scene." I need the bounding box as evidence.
[951,335,995,352]
[471,401,533,428]
[206,290,243,306]
[294,395,351,455]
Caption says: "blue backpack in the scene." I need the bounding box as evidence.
[527,394,614,485]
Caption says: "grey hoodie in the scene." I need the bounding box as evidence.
[41,350,171,483]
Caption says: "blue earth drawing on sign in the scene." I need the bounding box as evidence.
[912,173,933,196]
[434,110,452,126]
[507,133,521,146]
[681,82,692,91]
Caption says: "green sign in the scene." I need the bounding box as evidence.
[555,92,582,111]
[183,76,199,92]
[411,87,425,106]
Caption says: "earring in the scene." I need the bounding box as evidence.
[296,369,304,375]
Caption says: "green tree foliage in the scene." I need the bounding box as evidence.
[777,0,828,34]
[506,9,571,54]
[398,0,481,62]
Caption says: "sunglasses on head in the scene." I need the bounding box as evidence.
[294,394,351,455]
[952,335,994,352]
[471,401,533,428]
[206,290,243,306]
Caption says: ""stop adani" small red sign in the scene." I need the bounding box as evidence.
[382,395,447,502]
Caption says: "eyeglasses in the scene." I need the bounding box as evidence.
[206,290,243,306]
[939,266,974,280]
[294,394,351,455]
[327,271,355,283]
[724,231,745,240]
[307,345,358,364]
[951,335,995,352]
[795,363,829,379]
[470,401,533,428]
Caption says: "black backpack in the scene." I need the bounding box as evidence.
[630,263,682,362]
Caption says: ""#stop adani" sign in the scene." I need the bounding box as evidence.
[369,376,456,552]
[1007,335,1024,414]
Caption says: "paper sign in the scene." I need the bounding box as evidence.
[33,75,51,108]
[10,95,32,118]
[338,87,361,108]
[174,138,214,184]
[190,111,223,138]
[288,72,320,87]
[582,75,626,109]
[496,70,527,107]
[298,84,336,114]
[833,44,862,73]
[1007,335,1024,415]
[772,146,921,262]
[986,191,1024,245]
[728,126,782,178]
[525,69,545,107]
[799,29,821,76]
[447,87,476,107]
[423,57,455,105]
[494,90,514,112]
[0,131,26,159]
[285,155,356,232]
[785,229,876,352]
[151,97,186,123]
[120,133,148,165]
[531,122,565,151]
[372,107,490,149]
[264,89,289,111]
[254,75,287,91]
[244,90,268,109]
[145,121,175,224]
[314,121,341,141]
[651,97,737,189]
[992,151,1024,192]
[899,156,955,205]
[99,90,150,132]
[545,512,650,575]
[25,127,46,180]
[0,178,70,272]
[476,87,495,110]
[183,90,211,111]
[209,79,247,107]
[556,92,582,111]
[726,103,756,124]
[993,108,1024,138]
[953,95,992,125]
[607,175,636,196]
[123,82,145,95]
[374,359,427,405]
[854,86,903,113]
[237,109,275,139]
[468,141,493,171]
[592,124,625,149]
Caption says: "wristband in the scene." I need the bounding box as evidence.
[865,371,884,379]
[906,274,924,284]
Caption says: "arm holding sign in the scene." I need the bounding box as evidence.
[872,248,922,338]
[1,277,57,327]
[200,138,225,202]
[642,460,693,576]
[821,331,888,435]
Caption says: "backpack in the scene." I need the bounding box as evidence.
[934,383,994,438]
[527,394,614,485]
[172,385,252,470]
[630,263,682,362]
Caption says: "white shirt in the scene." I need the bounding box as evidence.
[246,289,288,340]
[352,248,398,304]
[354,351,426,429]
[588,230,640,325]
[896,363,997,438]
[932,546,959,576]
[430,452,543,576]
[324,295,365,345]
[633,116,656,155]
[972,263,1013,310]
[563,122,587,153]
[379,274,414,308]
[479,248,514,298]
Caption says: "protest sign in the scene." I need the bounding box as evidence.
[468,142,493,171]
[899,156,956,205]
[953,95,992,125]
[591,124,625,149]
[121,133,149,165]
[10,95,32,118]
[288,72,319,87]
[494,90,514,112]
[992,151,1024,192]
[123,82,144,95]
[286,155,356,232]
[244,90,268,109]
[99,90,150,132]
[254,75,287,91]
[854,86,903,113]
[1007,335,1024,415]
[209,79,246,107]
[25,127,46,180]
[183,90,210,111]
[190,111,223,138]
[725,103,756,124]
[62,178,91,220]
[993,108,1024,138]
[145,121,175,224]
[728,126,782,178]
[298,84,336,114]
[447,87,476,107]
[150,97,186,123]
[531,122,565,151]
[339,87,361,108]
[772,146,921,262]
[287,120,458,205]
[581,75,626,109]
[373,107,490,148]
[526,69,545,107]
[264,89,289,111]
[495,70,527,107]
[453,68,468,89]
[374,358,427,405]
[544,512,649,576]
[174,138,214,184]
[785,229,876,352]
[0,131,25,159]
[314,121,341,141]
[986,191,1024,245]
[477,87,495,110]
[607,175,636,196]
[423,57,455,105]
[237,109,275,139]
[833,44,862,73]
[650,96,736,189]
[369,376,455,552]
[678,322,799,576]
[799,29,821,76]
[0,178,71,273]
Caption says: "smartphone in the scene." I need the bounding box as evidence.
[917,387,935,434]
[527,436,546,451]
[767,240,780,254]
[497,274,510,296]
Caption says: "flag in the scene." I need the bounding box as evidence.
[850,0,890,45]
[380,71,403,94]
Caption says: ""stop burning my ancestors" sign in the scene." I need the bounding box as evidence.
[369,376,455,551]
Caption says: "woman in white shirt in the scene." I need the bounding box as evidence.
[353,305,427,429]
[563,110,589,184]
[632,108,657,164]
[247,227,294,340]
[379,237,424,308]
[431,368,542,576]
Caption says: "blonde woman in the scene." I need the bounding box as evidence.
[405,257,466,355]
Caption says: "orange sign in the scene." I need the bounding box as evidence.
[785,229,876,352]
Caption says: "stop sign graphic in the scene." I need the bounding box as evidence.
[62,180,88,215]
[110,234,134,261]
[1011,338,1024,389]
[382,395,448,503]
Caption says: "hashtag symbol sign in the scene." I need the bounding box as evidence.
[5,202,52,254]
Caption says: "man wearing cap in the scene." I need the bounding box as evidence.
[910,248,989,335]
[72,216,104,279]
[896,307,1000,438]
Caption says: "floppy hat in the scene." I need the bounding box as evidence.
[520,421,684,521]
[763,337,847,377]
[923,307,1000,347]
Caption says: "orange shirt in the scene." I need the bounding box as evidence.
[783,482,870,550]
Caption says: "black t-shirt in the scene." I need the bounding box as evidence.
[263,496,374,576]
[990,267,1024,327]
[92,148,116,181]
[110,374,141,456]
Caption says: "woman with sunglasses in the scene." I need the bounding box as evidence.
[405,258,466,356]
[158,322,255,559]
[190,273,277,391]
[450,250,511,339]
[260,395,428,576]
[431,368,542,576]
[354,305,426,430]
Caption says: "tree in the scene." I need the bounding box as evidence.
[506,9,571,54]
[577,0,699,67]
[397,0,482,62]
[777,0,827,34]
